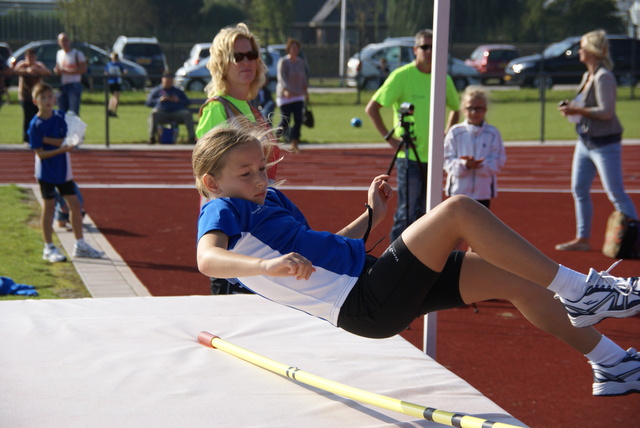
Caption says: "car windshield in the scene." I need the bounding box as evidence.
[543,39,576,57]
[470,48,485,60]
[123,44,163,57]
[488,50,517,60]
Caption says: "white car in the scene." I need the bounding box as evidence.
[174,49,280,93]
[183,42,211,68]
[346,39,480,91]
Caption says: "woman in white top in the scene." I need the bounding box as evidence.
[276,38,308,153]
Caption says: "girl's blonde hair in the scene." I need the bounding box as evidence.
[581,29,613,70]
[462,85,489,107]
[192,118,280,198]
[204,23,267,99]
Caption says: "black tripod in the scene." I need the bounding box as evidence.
[385,104,427,232]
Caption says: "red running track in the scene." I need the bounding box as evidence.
[1,144,639,427]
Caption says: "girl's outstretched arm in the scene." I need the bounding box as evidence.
[197,230,315,280]
[336,175,392,239]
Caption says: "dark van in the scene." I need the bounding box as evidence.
[505,35,640,88]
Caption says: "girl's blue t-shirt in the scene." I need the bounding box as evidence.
[197,187,366,325]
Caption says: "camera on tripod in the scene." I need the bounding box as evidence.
[398,102,414,117]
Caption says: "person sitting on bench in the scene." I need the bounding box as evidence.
[146,71,196,144]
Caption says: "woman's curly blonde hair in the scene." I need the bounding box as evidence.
[204,23,267,100]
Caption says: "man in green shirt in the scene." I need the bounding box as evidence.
[366,29,460,241]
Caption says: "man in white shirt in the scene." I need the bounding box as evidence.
[54,33,87,115]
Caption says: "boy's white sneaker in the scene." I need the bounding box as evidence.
[556,268,640,328]
[72,242,104,259]
[43,246,67,263]
[591,348,640,396]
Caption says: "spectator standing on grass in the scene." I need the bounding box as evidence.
[27,82,104,262]
[366,29,460,242]
[12,48,51,144]
[275,38,308,153]
[104,52,126,118]
[54,32,86,115]
[146,72,195,145]
[196,22,280,295]
[555,29,638,252]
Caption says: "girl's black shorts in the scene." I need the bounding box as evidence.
[337,236,466,339]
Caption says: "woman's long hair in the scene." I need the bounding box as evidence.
[205,23,266,99]
[581,29,613,71]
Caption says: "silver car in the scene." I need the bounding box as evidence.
[346,39,480,91]
[174,49,280,93]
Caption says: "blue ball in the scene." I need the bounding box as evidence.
[351,117,362,127]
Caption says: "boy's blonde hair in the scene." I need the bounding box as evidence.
[192,118,279,199]
[581,29,613,71]
[204,23,266,100]
[32,81,53,100]
[462,85,488,106]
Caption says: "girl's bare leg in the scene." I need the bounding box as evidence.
[459,252,601,353]
[401,195,559,288]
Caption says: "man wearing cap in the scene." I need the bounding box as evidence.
[146,72,196,144]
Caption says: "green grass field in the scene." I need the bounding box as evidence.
[2,87,638,145]
[0,185,90,301]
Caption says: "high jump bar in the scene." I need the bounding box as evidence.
[198,331,521,428]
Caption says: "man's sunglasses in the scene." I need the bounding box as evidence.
[417,44,433,51]
[233,50,259,63]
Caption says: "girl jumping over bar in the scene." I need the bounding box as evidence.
[193,121,640,397]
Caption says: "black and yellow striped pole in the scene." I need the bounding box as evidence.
[198,332,521,428]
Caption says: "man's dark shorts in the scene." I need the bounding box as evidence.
[338,236,465,338]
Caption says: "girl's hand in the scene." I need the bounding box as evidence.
[368,174,393,225]
[262,252,315,280]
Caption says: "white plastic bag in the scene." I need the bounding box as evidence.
[63,112,87,147]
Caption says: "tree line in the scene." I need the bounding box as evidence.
[45,0,628,47]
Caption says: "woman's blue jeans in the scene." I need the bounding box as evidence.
[571,140,638,238]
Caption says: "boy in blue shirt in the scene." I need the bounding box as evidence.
[28,82,104,262]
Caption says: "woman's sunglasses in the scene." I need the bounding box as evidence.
[233,50,259,63]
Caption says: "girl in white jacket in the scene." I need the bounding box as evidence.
[444,86,506,209]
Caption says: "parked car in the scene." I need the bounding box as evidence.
[0,42,12,89]
[505,35,640,88]
[183,42,211,68]
[8,40,147,90]
[174,49,280,93]
[346,39,480,90]
[464,44,520,84]
[0,42,12,63]
[112,36,168,85]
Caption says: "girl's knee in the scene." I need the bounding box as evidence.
[442,195,483,215]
